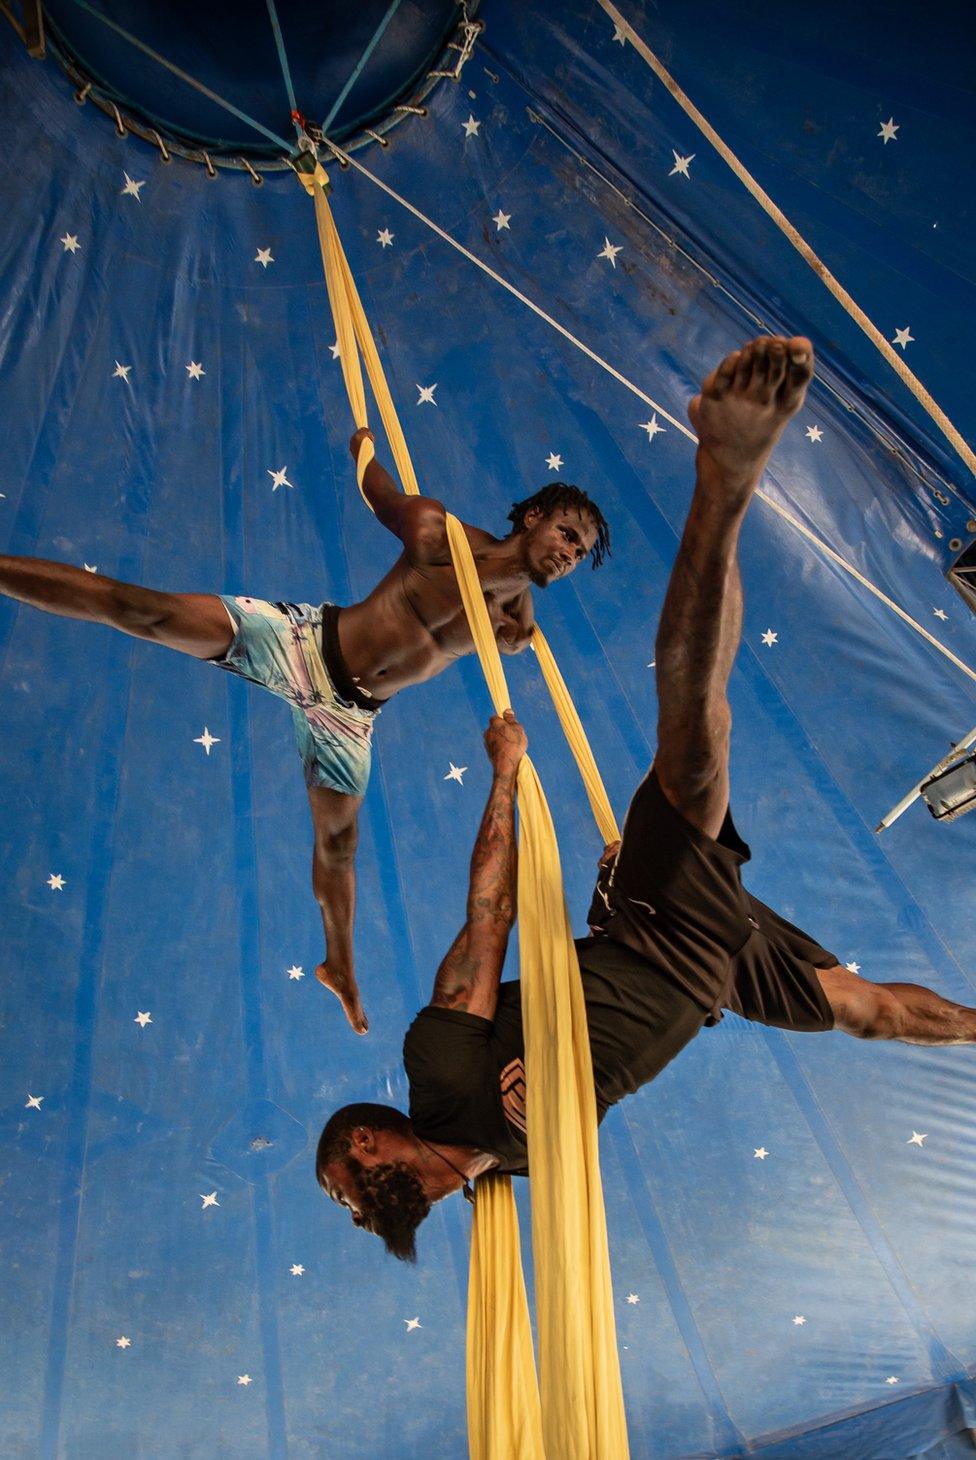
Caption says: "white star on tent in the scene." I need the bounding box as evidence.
[112,362,132,382]
[377,228,394,248]
[598,237,622,267]
[805,425,823,442]
[793,1315,807,1326]
[878,117,899,144]
[892,326,914,349]
[237,1374,252,1386]
[193,727,220,755]
[60,233,80,253]
[492,209,511,231]
[404,1317,422,1332]
[134,1011,152,1028]
[287,965,305,981]
[640,414,665,442]
[933,607,948,621]
[754,1147,769,1159]
[116,1335,131,1349]
[47,873,65,890]
[25,1094,44,1110]
[907,1131,928,1147]
[268,467,293,491]
[329,341,341,359]
[626,1293,640,1304]
[647,660,656,669]
[290,1264,305,1276]
[546,452,564,471]
[83,563,97,573]
[669,150,695,178]
[255,247,274,268]
[120,172,145,200]
[886,1376,900,1385]
[462,115,481,138]
[186,361,205,380]
[444,763,467,785]
[200,1192,220,1209]
[417,384,437,405]
[761,629,778,647]
[612,23,627,44]
[846,961,861,974]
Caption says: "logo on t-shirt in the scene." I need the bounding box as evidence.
[500,1058,527,1135]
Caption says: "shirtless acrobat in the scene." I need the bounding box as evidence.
[0,433,609,1033]
[317,337,976,1261]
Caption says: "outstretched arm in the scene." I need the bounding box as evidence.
[349,429,446,560]
[429,712,527,1021]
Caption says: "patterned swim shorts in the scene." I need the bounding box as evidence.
[212,596,378,798]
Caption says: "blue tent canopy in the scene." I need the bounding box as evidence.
[1,3,975,1456]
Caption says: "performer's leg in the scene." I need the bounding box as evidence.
[309,785,368,1035]
[654,335,813,838]
[0,555,233,659]
[818,965,976,1045]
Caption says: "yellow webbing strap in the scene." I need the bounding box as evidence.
[306,174,628,1458]
[446,514,628,1458]
[467,1172,543,1458]
[530,628,619,847]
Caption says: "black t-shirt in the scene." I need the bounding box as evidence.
[402,939,704,1176]
[403,983,530,1175]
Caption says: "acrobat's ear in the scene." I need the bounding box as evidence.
[350,1125,376,1155]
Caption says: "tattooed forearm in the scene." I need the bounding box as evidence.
[466,769,518,928]
[429,768,518,1016]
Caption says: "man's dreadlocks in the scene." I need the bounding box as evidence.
[507,483,611,569]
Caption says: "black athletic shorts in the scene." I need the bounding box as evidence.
[587,769,837,1031]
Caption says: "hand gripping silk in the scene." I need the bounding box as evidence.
[304,171,628,1460]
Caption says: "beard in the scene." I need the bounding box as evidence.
[347,1158,431,1262]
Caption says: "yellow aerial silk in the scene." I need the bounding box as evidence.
[303,164,628,1459]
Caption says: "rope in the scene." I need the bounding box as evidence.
[304,172,629,1457]
[319,139,976,692]
[263,0,299,120]
[597,0,976,483]
[66,0,295,152]
[321,0,404,137]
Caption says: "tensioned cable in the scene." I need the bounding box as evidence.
[67,0,296,152]
[597,0,976,483]
[321,0,404,136]
[322,140,976,691]
[516,96,966,510]
[264,0,299,121]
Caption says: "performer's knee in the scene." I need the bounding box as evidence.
[828,974,903,1040]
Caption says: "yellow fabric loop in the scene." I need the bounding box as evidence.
[306,169,630,1459]
[531,628,620,846]
[447,515,629,1458]
[312,185,422,499]
[467,1173,544,1460]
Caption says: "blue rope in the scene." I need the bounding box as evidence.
[321,0,404,137]
[68,0,296,153]
[264,0,300,128]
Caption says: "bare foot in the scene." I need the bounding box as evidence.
[315,961,369,1034]
[687,335,814,505]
